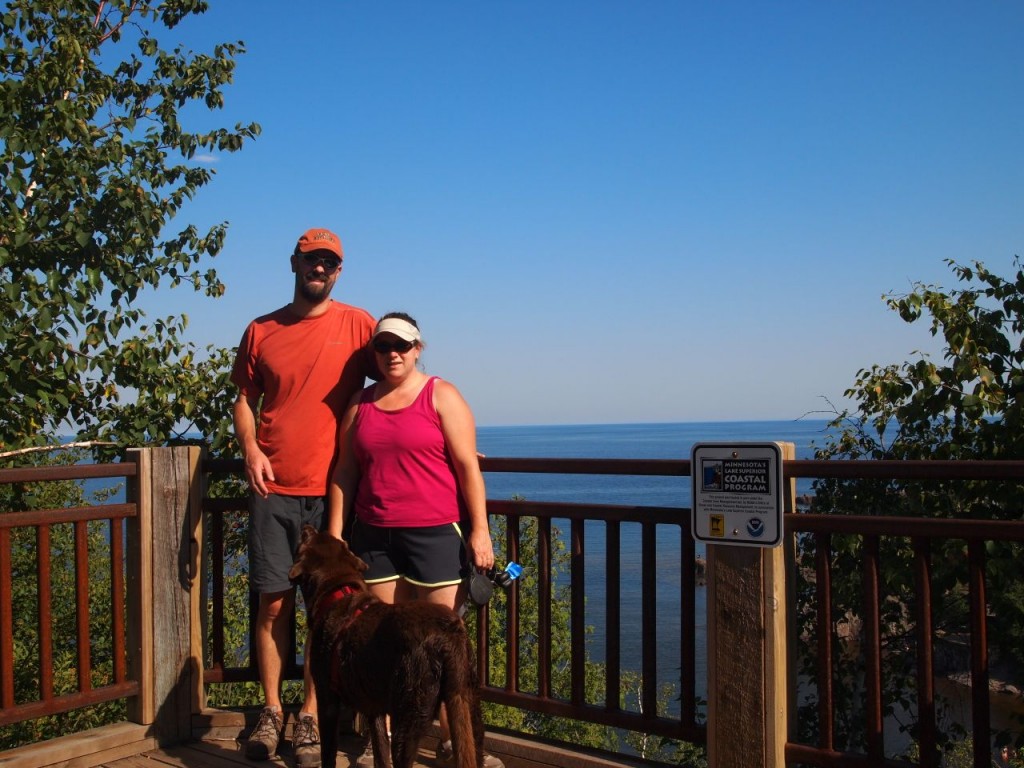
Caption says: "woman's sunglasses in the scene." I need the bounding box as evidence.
[300,252,342,274]
[373,338,416,354]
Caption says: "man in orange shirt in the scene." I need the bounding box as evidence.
[231,228,375,768]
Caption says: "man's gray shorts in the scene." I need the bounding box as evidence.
[248,493,325,594]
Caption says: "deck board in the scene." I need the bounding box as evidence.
[117,735,438,768]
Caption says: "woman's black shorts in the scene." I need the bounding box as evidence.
[349,519,469,587]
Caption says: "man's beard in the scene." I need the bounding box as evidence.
[297,274,333,303]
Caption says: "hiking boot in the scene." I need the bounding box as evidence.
[245,706,284,760]
[291,713,321,768]
[436,738,504,768]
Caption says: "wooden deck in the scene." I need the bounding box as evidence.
[0,721,651,768]
[111,733,439,768]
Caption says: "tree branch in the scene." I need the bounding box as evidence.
[96,1,142,46]
[0,441,117,459]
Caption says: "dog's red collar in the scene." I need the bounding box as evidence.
[315,585,364,623]
[320,584,358,610]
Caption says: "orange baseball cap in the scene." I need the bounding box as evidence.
[295,228,343,260]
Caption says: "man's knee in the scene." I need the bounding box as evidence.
[257,589,295,624]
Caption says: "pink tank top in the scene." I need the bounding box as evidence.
[352,377,464,527]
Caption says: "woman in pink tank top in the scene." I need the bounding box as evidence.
[326,312,504,768]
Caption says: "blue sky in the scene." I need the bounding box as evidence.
[146,2,1023,427]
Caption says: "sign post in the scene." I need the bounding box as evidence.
[694,441,792,768]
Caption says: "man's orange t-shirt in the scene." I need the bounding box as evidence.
[231,300,375,496]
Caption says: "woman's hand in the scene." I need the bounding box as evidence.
[467,527,496,572]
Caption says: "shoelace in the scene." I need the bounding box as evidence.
[252,710,281,739]
[293,717,319,745]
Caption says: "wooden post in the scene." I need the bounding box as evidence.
[147,446,205,745]
[188,446,206,717]
[125,447,154,725]
[706,441,793,768]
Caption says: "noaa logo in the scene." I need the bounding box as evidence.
[746,517,765,538]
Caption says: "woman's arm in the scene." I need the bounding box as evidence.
[327,394,362,539]
[435,379,495,571]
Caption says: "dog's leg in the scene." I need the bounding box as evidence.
[389,685,438,768]
[318,696,339,768]
[312,653,338,768]
[368,714,392,768]
[389,720,423,768]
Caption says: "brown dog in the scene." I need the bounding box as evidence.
[288,525,484,768]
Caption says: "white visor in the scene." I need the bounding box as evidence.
[372,317,421,343]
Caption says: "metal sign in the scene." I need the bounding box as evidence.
[691,442,784,547]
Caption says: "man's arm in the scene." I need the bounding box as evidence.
[233,392,274,498]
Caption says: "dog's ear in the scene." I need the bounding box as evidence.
[337,538,370,573]
[300,524,318,545]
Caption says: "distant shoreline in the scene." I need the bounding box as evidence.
[478,417,832,430]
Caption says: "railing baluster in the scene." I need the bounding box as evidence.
[211,505,225,673]
[913,537,937,768]
[605,520,621,711]
[815,531,834,752]
[505,513,521,693]
[38,525,53,699]
[968,539,990,768]
[680,522,696,725]
[641,520,657,719]
[1,527,13,709]
[537,516,552,699]
[111,517,126,684]
[570,517,585,705]
[75,520,91,694]
[476,579,489,685]
[862,534,883,760]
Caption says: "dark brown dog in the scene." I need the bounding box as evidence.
[288,525,484,768]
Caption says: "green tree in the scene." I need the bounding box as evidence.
[0,0,258,457]
[800,258,1024,758]
[819,258,1024,464]
[0,0,256,748]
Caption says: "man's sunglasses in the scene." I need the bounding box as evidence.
[372,338,416,354]
[300,252,342,274]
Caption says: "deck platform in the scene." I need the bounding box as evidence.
[0,721,651,768]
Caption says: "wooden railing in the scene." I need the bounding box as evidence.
[2,447,1023,768]
[475,458,704,745]
[782,460,1024,768]
[0,459,145,729]
[202,455,706,750]
[202,452,1024,767]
